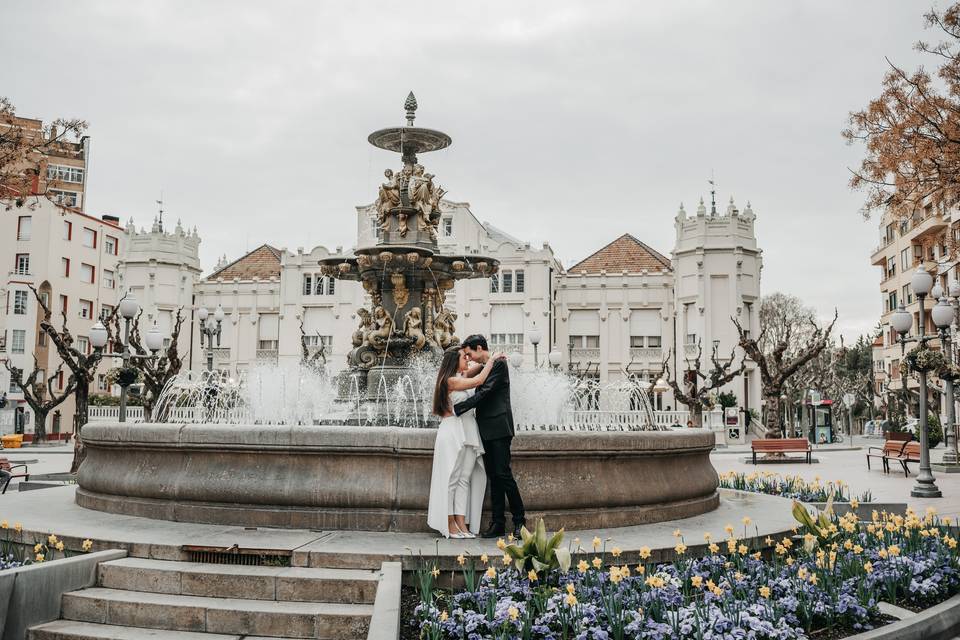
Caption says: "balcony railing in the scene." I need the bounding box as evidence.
[256,349,278,362]
[570,348,600,360]
[629,347,663,360]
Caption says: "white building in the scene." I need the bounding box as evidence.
[191,193,763,422]
[0,199,201,437]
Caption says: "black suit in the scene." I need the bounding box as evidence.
[454,359,525,528]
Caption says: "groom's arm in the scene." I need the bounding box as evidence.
[453,359,505,416]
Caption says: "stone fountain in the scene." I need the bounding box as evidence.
[319,93,497,408]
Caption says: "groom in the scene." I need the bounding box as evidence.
[454,334,526,539]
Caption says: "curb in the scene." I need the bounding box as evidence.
[367,561,401,640]
[848,591,960,639]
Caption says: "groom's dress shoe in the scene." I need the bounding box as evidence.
[480,525,505,539]
[512,522,526,540]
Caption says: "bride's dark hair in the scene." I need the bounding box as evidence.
[432,347,462,416]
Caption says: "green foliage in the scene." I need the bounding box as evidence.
[718,391,738,409]
[504,518,571,574]
[791,498,836,548]
[927,411,943,449]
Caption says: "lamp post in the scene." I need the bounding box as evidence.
[509,351,524,369]
[529,325,542,368]
[892,268,942,498]
[933,282,960,469]
[197,305,225,372]
[108,294,166,422]
[780,393,789,437]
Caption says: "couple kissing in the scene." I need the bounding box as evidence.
[426,334,526,540]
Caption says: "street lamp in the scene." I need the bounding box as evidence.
[892,304,913,419]
[892,268,941,498]
[529,325,542,368]
[933,294,960,467]
[197,305,225,372]
[113,294,166,422]
[548,350,562,370]
[509,351,524,369]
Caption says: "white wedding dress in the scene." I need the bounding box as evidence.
[427,389,486,537]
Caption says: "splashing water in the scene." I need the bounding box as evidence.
[152,362,663,431]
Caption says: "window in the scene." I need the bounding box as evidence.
[60,295,68,316]
[902,284,913,305]
[258,339,279,351]
[100,304,113,321]
[14,254,29,275]
[515,270,525,293]
[885,256,896,279]
[570,335,600,349]
[82,228,96,248]
[686,333,697,345]
[888,291,898,313]
[105,236,118,255]
[103,269,114,289]
[77,336,90,354]
[630,336,645,348]
[502,272,513,293]
[63,220,72,241]
[13,291,27,315]
[304,335,333,348]
[62,257,70,278]
[17,216,31,241]
[885,223,896,243]
[80,263,95,284]
[11,330,25,354]
[79,299,93,319]
[50,190,80,207]
[9,376,18,393]
[56,371,64,391]
[325,276,335,295]
[303,274,313,296]
[47,164,85,184]
[490,274,499,293]
[647,336,662,348]
[901,248,910,271]
[97,374,108,392]
[490,333,523,348]
[38,331,45,347]
[442,217,453,237]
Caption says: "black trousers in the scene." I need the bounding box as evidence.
[482,436,525,527]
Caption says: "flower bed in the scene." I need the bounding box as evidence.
[413,508,959,639]
[718,471,873,504]
[0,519,93,570]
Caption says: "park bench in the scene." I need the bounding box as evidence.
[0,456,30,494]
[866,432,912,473]
[889,442,922,477]
[751,438,812,464]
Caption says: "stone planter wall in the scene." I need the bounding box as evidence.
[75,423,719,532]
[0,549,126,640]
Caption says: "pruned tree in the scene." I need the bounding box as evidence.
[735,293,838,439]
[660,338,745,427]
[30,286,104,472]
[1,96,87,205]
[299,317,327,374]
[844,3,960,221]
[104,306,185,421]
[1,359,74,443]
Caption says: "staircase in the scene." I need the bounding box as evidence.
[28,557,381,639]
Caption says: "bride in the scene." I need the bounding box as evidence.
[427,346,500,538]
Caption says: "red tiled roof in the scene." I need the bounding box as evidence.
[207,244,281,280]
[568,234,671,274]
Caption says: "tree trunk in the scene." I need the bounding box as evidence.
[70,383,90,473]
[763,392,783,439]
[32,408,49,444]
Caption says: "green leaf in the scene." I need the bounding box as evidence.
[520,525,533,546]
[534,518,548,556]
[546,528,565,553]
[505,545,525,559]
[555,547,572,573]
[531,557,549,572]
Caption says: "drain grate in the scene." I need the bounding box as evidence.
[182,545,292,566]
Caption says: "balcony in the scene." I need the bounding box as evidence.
[910,212,947,241]
[256,349,278,363]
[871,239,896,265]
[570,348,600,361]
[629,347,663,361]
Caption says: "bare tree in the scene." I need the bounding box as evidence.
[735,294,838,439]
[660,339,745,427]
[1,359,75,443]
[29,286,104,472]
[104,307,185,421]
[299,317,327,373]
[1,96,87,205]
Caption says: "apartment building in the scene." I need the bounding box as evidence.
[0,198,124,437]
[870,204,959,415]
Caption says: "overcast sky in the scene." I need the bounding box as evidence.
[2,1,935,340]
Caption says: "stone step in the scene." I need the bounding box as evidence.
[28,620,241,640]
[61,588,372,640]
[98,558,379,604]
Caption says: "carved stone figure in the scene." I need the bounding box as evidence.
[352,308,373,347]
[403,307,426,350]
[362,279,382,307]
[368,306,393,350]
[375,168,401,225]
[433,308,459,349]
[391,272,409,309]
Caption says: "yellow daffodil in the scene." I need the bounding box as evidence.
[738,544,748,555]
[55,541,64,552]
[456,554,465,566]
[674,542,687,555]
[672,529,682,538]
[566,582,575,594]
[786,557,795,566]
[592,536,602,550]
[13,523,21,533]
[502,554,512,566]
[486,567,496,579]
[440,610,449,622]
[864,561,873,574]
[797,567,808,580]
[496,538,507,550]
[480,553,489,564]
[877,548,888,560]
[592,556,602,569]
[565,592,577,606]
[33,543,42,553]
[0,521,7,529]
[35,553,44,562]
[508,606,519,621]
[609,566,622,583]
[47,534,58,545]
[431,566,440,578]
[81,539,93,552]
[703,532,712,541]
[620,565,630,577]
[638,546,651,559]
[724,524,734,535]
[708,543,719,554]
[742,516,752,527]
[528,569,538,582]
[611,546,622,557]
[577,559,589,573]
[759,586,771,598]
[711,585,723,596]
[691,575,703,588]
[853,544,863,554]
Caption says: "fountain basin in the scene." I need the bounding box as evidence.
[76,423,719,532]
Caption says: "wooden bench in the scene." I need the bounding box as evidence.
[751,438,812,464]
[0,456,29,494]
[866,432,912,473]
[889,442,922,477]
